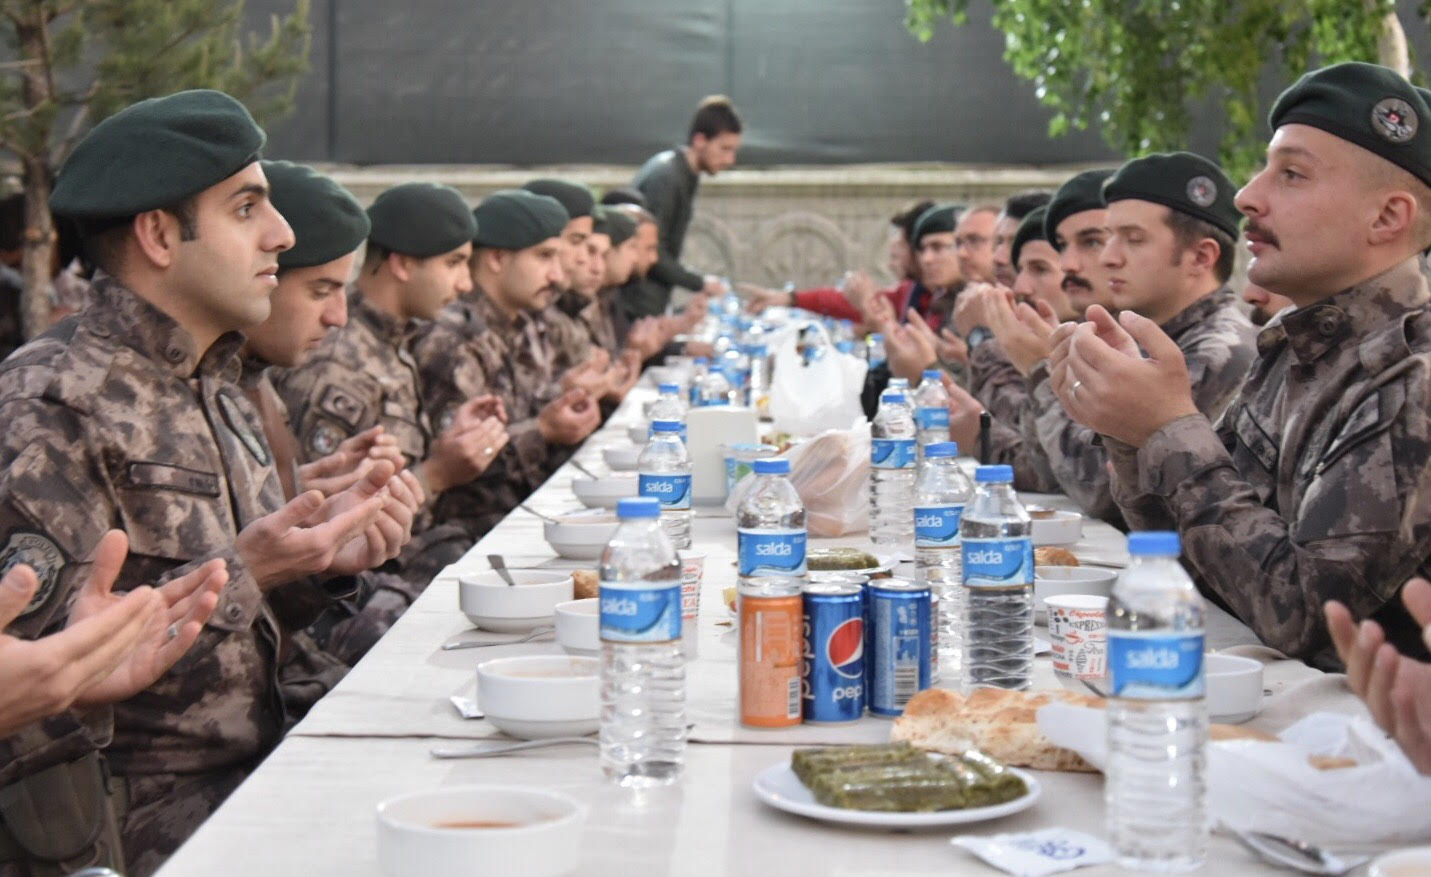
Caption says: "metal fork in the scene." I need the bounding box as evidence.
[1228,828,1371,875]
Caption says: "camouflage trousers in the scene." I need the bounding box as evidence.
[120,763,252,877]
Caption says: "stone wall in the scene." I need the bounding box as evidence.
[322,164,1099,288]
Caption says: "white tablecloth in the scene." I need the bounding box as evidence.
[156,385,1369,876]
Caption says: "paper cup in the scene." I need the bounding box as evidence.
[1046,594,1108,682]
[678,550,706,658]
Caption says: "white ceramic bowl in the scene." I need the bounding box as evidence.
[1369,846,1431,877]
[1033,566,1117,622]
[477,655,600,739]
[1031,510,1084,546]
[553,598,599,656]
[645,365,687,388]
[603,444,643,472]
[543,509,618,560]
[376,785,586,877]
[627,422,650,445]
[572,474,639,510]
[1206,653,1264,724]
[458,571,573,633]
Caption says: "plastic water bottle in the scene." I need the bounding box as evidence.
[1106,531,1207,871]
[720,343,751,405]
[735,458,807,589]
[869,391,916,550]
[599,497,686,788]
[694,363,733,407]
[913,369,951,463]
[879,376,910,408]
[915,442,974,687]
[867,332,886,367]
[688,357,710,405]
[638,421,692,550]
[743,321,769,405]
[835,340,855,356]
[959,465,1034,691]
[648,383,688,443]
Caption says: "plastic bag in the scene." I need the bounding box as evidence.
[768,321,867,436]
[726,423,870,537]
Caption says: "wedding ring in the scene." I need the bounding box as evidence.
[166,623,179,641]
[484,447,494,456]
[1071,380,1082,398]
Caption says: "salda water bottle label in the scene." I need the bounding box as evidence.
[871,438,916,470]
[737,527,808,577]
[1107,631,1205,699]
[914,504,963,548]
[916,406,950,431]
[599,582,683,643]
[961,536,1034,588]
[639,473,692,510]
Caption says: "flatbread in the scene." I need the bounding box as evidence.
[890,688,1102,773]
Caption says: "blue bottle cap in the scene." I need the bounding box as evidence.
[752,457,790,475]
[883,392,907,403]
[651,420,682,433]
[1127,531,1181,557]
[871,333,884,342]
[835,340,854,353]
[974,464,1014,483]
[616,497,661,519]
[889,378,909,388]
[922,369,942,381]
[925,441,959,458]
[693,357,709,365]
[658,383,680,394]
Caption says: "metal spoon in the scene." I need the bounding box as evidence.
[519,503,560,524]
[489,553,519,587]
[1229,828,1371,875]
[430,737,599,759]
[569,459,600,479]
[441,626,553,651]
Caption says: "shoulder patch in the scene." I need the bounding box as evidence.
[305,419,346,457]
[0,531,66,618]
[316,384,367,431]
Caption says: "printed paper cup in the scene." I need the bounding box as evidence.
[1046,594,1108,682]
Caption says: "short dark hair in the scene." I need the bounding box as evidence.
[891,200,936,243]
[1165,209,1235,283]
[1002,190,1052,223]
[82,197,200,277]
[600,187,648,209]
[688,95,742,143]
[0,194,24,252]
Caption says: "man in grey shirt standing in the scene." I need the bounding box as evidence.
[625,95,743,318]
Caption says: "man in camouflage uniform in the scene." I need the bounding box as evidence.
[411,189,602,539]
[1052,62,1431,668]
[0,90,414,876]
[275,182,508,591]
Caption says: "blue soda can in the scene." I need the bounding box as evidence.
[801,583,865,723]
[866,579,933,717]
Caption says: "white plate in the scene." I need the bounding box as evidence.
[752,761,1041,828]
[805,552,898,580]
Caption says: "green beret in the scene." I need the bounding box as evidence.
[1271,62,1431,188]
[366,182,475,258]
[1102,152,1241,239]
[1044,169,1115,248]
[599,207,637,247]
[522,178,594,219]
[1011,206,1050,270]
[52,89,264,221]
[262,161,369,269]
[473,189,568,250]
[911,204,960,245]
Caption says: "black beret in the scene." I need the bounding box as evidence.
[52,89,264,220]
[598,207,637,247]
[1102,152,1241,239]
[911,204,960,244]
[262,161,370,269]
[1011,206,1050,270]
[1271,62,1431,188]
[473,189,569,250]
[366,182,475,258]
[522,178,594,220]
[1044,169,1116,247]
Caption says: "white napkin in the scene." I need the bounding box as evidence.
[1037,704,1431,849]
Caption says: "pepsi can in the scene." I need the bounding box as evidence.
[801,583,864,723]
[866,579,933,717]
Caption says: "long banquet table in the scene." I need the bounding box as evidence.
[156,385,1373,876]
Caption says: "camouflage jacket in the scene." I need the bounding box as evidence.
[1107,259,1431,666]
[409,287,552,539]
[1025,286,1255,523]
[272,292,431,466]
[966,339,1060,492]
[0,276,286,784]
[544,289,595,376]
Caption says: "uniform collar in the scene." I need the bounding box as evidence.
[467,284,535,336]
[1257,257,1430,365]
[238,352,271,391]
[351,291,417,347]
[85,273,244,380]
[1160,285,1236,340]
